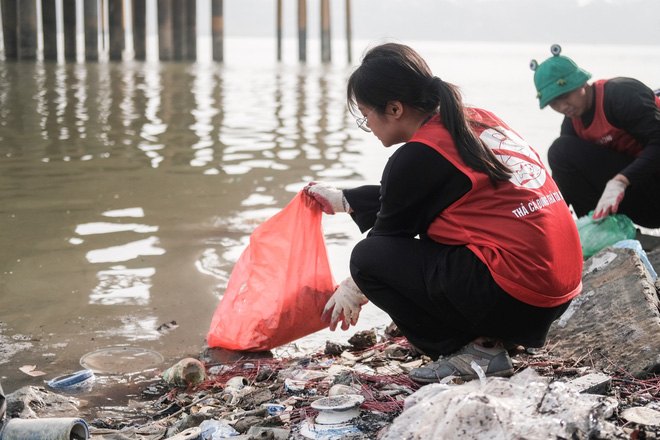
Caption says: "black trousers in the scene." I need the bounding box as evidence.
[349,235,572,360]
[548,136,660,228]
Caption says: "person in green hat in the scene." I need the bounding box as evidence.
[531,44,660,229]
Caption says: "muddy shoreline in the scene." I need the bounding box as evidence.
[3,327,660,439]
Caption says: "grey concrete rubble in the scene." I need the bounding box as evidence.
[4,386,82,420]
[1,244,660,439]
[547,246,660,378]
[382,368,627,440]
[565,372,612,395]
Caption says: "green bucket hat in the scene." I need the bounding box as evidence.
[530,44,591,109]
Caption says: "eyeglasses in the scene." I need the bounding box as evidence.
[355,108,376,132]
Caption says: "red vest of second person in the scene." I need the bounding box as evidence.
[411,108,583,308]
[572,79,660,157]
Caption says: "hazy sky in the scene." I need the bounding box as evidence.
[223,0,659,45]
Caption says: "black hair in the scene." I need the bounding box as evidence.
[347,43,511,185]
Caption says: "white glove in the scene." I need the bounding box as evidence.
[303,181,350,215]
[593,178,627,220]
[322,277,368,331]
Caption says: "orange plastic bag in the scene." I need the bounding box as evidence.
[206,191,337,351]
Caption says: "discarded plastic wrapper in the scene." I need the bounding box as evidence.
[207,191,337,351]
[576,211,636,258]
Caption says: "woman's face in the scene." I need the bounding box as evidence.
[548,84,591,119]
[357,102,409,148]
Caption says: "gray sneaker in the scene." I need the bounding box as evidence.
[409,342,514,383]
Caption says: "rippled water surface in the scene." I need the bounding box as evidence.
[1,40,658,407]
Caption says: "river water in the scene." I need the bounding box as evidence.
[1,39,659,409]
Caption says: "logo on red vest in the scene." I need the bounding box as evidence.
[480,128,547,189]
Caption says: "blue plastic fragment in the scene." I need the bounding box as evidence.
[47,369,95,390]
[613,239,658,281]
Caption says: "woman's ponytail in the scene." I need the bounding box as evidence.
[348,43,512,186]
[435,79,512,185]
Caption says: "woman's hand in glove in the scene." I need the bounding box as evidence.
[322,276,368,331]
[303,181,350,215]
[593,176,628,220]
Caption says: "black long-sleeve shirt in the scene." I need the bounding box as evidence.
[343,142,471,236]
[560,77,660,184]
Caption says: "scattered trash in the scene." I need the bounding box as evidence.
[18,365,45,377]
[347,330,377,349]
[0,417,89,440]
[621,406,660,427]
[565,372,612,395]
[167,426,201,439]
[246,426,290,439]
[299,419,362,440]
[311,394,365,424]
[46,369,95,394]
[161,358,207,387]
[157,320,179,334]
[79,347,164,374]
[199,419,238,439]
[4,321,657,439]
[262,403,286,415]
[224,376,248,390]
[327,384,360,397]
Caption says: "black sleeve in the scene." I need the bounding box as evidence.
[343,185,381,233]
[603,78,660,183]
[560,116,577,136]
[343,142,471,237]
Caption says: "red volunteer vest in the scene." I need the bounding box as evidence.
[572,79,660,156]
[411,108,582,308]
